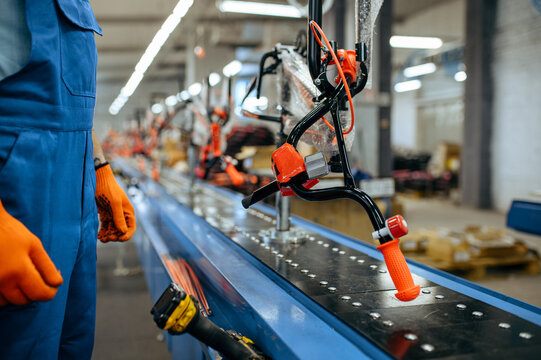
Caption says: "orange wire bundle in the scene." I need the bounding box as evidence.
[163,255,211,314]
[309,20,356,135]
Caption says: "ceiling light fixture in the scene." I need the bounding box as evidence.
[390,36,443,49]
[403,63,437,78]
[222,60,242,77]
[394,79,422,93]
[244,96,268,110]
[177,90,190,101]
[218,1,302,18]
[209,72,222,87]
[165,95,178,107]
[454,71,467,82]
[109,0,194,115]
[151,103,164,114]
[188,82,202,97]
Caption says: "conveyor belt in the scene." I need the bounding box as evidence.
[153,170,541,360]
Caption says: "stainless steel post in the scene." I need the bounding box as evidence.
[275,192,291,232]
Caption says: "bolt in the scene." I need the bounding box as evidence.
[422,289,431,294]
[285,259,292,263]
[352,302,362,307]
[339,250,346,255]
[370,265,378,270]
[328,286,337,292]
[369,312,381,319]
[498,322,511,329]
[519,332,532,340]
[301,269,309,274]
[472,311,483,318]
[349,256,357,260]
[315,78,321,85]
[378,269,387,273]
[357,259,365,264]
[332,247,339,252]
[421,344,435,353]
[435,295,444,299]
[341,295,351,301]
[404,333,417,341]
[456,304,467,310]
[291,263,299,268]
[323,243,330,248]
[308,274,316,279]
[319,281,328,286]
[382,320,394,327]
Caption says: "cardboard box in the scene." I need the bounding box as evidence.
[465,226,527,258]
[426,229,471,264]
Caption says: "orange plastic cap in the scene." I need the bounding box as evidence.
[387,215,408,239]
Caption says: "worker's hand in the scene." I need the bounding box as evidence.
[0,200,63,306]
[95,164,136,242]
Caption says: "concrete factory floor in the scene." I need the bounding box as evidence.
[93,198,541,358]
[93,241,170,359]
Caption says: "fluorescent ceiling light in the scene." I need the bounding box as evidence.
[188,82,202,96]
[403,63,436,78]
[454,71,467,82]
[165,95,178,107]
[151,103,164,114]
[209,72,222,87]
[390,36,442,49]
[219,1,302,18]
[108,0,194,115]
[394,80,421,93]
[178,91,190,101]
[177,90,190,101]
[244,96,268,110]
[222,60,242,77]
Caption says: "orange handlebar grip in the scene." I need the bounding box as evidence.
[377,239,420,301]
[225,164,244,187]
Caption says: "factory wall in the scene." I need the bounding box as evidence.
[491,0,541,211]
[391,0,465,152]
[391,90,417,149]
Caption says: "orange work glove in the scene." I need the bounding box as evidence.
[95,164,136,242]
[0,200,63,306]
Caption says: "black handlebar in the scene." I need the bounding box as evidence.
[308,0,323,82]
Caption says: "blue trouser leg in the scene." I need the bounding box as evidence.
[59,132,98,360]
[0,130,97,360]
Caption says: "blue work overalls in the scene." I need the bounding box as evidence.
[0,0,101,358]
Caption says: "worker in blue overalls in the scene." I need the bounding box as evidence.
[0,0,136,358]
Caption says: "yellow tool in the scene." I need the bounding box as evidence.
[151,283,267,360]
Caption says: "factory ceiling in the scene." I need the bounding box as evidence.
[91,0,457,132]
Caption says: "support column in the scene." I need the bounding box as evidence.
[461,0,496,208]
[377,0,393,177]
[334,0,346,47]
